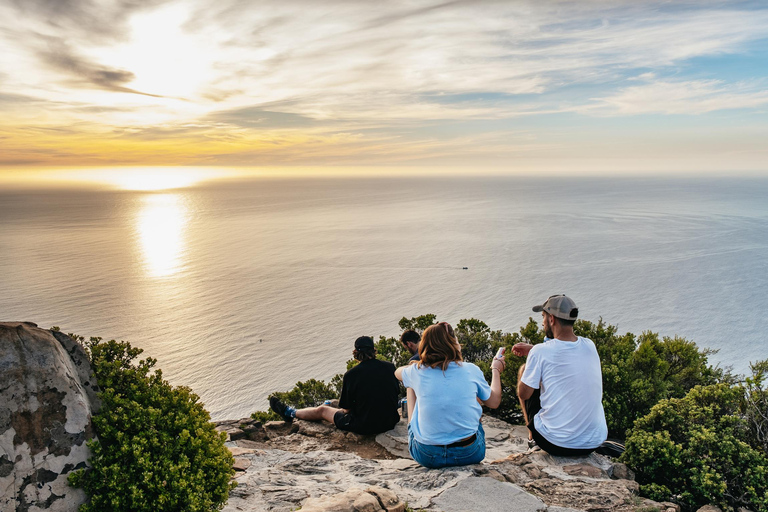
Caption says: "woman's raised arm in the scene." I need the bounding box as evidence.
[483,358,505,409]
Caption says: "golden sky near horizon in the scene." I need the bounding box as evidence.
[1,0,768,176]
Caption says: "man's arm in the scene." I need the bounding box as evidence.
[511,343,534,357]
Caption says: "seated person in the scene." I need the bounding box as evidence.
[270,336,400,435]
[512,294,608,456]
[395,322,504,469]
[400,329,421,362]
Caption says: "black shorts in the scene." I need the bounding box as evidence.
[524,389,595,457]
[333,410,356,432]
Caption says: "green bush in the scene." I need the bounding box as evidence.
[67,335,235,512]
[252,377,342,421]
[743,359,768,455]
[576,319,724,438]
[622,383,768,511]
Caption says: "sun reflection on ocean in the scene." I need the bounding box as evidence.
[136,193,189,278]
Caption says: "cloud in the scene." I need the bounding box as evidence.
[205,107,318,129]
[6,0,169,43]
[585,79,768,115]
[34,38,163,97]
[2,0,768,167]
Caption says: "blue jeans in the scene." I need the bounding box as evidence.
[408,423,486,469]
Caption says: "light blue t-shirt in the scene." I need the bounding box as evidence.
[401,361,492,445]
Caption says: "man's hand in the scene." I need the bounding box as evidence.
[511,343,534,357]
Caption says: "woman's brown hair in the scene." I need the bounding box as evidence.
[418,322,462,371]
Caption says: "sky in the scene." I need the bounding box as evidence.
[1,0,768,176]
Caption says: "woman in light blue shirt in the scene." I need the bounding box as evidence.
[395,322,504,468]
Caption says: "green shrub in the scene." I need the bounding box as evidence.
[622,383,768,511]
[577,320,724,438]
[67,335,235,512]
[743,359,768,455]
[252,377,342,420]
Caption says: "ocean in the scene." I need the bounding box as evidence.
[1,175,766,420]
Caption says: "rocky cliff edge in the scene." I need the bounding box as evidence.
[215,415,677,512]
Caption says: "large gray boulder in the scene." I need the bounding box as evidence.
[0,322,100,512]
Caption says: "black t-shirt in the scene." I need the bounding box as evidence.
[338,358,400,435]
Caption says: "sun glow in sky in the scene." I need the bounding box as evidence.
[0,0,767,176]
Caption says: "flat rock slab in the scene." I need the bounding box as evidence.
[432,476,546,512]
[222,448,477,512]
[221,413,674,512]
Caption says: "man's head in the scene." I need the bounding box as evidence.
[353,335,376,361]
[532,294,578,338]
[400,329,421,356]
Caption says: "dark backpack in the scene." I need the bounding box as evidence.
[595,440,625,458]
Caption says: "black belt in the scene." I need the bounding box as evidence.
[445,433,477,448]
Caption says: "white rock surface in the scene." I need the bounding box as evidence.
[1,322,100,512]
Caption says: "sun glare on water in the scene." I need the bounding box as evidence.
[136,193,189,278]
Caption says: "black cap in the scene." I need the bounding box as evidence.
[354,336,375,350]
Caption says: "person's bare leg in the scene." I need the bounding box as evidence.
[517,364,532,440]
[295,405,341,423]
[406,388,416,424]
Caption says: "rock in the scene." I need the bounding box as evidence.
[608,462,635,481]
[523,478,639,512]
[432,476,546,512]
[376,422,410,458]
[228,446,258,456]
[232,457,251,471]
[563,463,608,478]
[223,413,663,512]
[352,490,383,512]
[1,322,100,512]
[367,485,405,512]
[264,420,300,436]
[215,418,266,442]
[296,486,407,512]
[300,487,379,512]
[696,506,723,512]
[661,502,681,512]
[216,423,248,441]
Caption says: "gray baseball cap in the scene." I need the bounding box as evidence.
[532,294,579,320]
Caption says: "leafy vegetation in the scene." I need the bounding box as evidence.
[576,320,725,438]
[622,379,768,511]
[65,333,235,512]
[252,378,342,422]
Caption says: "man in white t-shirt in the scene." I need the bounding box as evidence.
[511,294,607,456]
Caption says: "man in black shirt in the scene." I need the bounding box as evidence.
[270,336,400,435]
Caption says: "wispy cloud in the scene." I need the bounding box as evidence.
[0,0,767,169]
[586,79,768,115]
[35,38,163,97]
